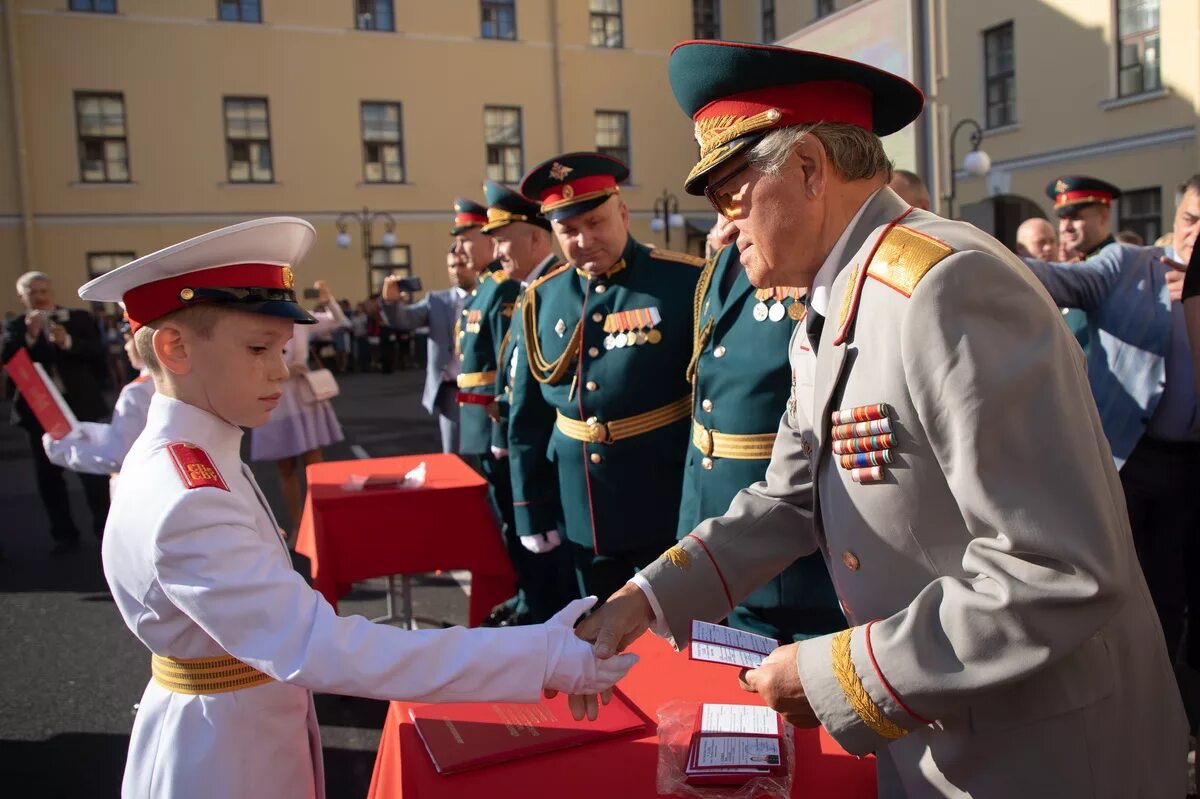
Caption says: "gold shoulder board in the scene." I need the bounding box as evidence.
[865,225,954,298]
[650,249,705,268]
[528,262,573,291]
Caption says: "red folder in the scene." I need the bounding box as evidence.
[3,349,77,439]
[408,688,649,775]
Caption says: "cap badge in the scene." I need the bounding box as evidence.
[179,288,195,302]
[282,266,295,290]
[1054,180,1069,194]
[549,162,574,182]
[563,184,575,200]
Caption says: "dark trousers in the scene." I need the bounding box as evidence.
[26,427,111,541]
[479,454,574,623]
[567,541,666,606]
[1120,436,1200,669]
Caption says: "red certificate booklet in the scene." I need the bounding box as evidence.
[3,349,78,440]
[409,688,649,775]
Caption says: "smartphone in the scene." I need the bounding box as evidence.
[302,287,321,299]
[394,277,423,293]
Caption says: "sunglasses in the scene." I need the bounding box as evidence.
[704,158,754,220]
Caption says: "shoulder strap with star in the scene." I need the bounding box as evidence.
[834,223,955,345]
[650,248,706,268]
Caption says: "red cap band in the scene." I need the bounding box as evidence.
[454,212,488,227]
[124,262,291,331]
[1055,190,1113,209]
[694,80,873,134]
[537,174,619,210]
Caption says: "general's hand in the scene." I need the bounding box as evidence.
[314,279,333,305]
[542,596,639,720]
[381,275,403,303]
[738,643,820,728]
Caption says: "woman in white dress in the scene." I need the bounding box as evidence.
[250,280,346,536]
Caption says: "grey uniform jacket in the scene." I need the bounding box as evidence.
[638,187,1187,798]
[382,288,460,414]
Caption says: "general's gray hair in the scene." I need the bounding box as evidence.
[15,271,50,295]
[747,123,893,183]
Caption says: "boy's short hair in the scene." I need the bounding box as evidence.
[134,305,226,376]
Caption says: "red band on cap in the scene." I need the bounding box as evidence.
[694,80,873,133]
[537,174,618,209]
[454,212,488,227]
[1055,190,1112,209]
[124,262,289,331]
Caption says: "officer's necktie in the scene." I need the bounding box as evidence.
[806,304,825,354]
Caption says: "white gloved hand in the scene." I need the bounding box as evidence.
[542,596,639,695]
[520,528,562,553]
[490,446,509,459]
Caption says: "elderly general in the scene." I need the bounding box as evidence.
[573,40,1188,798]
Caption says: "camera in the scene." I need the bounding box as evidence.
[392,276,422,293]
[302,287,321,299]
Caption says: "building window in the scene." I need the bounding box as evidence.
[595,111,630,175]
[1119,187,1161,245]
[761,0,776,42]
[1117,0,1159,97]
[484,106,522,184]
[69,0,116,11]
[693,0,720,39]
[481,0,516,40]
[370,246,411,295]
[983,22,1015,129]
[218,0,261,22]
[589,0,623,48]
[355,0,394,32]
[361,102,404,184]
[87,251,135,279]
[75,92,129,183]
[815,0,834,19]
[223,97,273,183]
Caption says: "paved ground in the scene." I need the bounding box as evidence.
[0,368,470,798]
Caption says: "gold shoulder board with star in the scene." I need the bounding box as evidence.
[866,225,954,298]
[650,249,705,268]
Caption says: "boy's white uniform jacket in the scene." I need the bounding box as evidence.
[104,394,559,798]
[44,372,155,474]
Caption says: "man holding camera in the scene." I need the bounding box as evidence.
[3,271,110,553]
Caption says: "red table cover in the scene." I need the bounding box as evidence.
[295,454,514,627]
[366,633,877,798]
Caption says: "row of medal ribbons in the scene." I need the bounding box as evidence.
[603,306,663,350]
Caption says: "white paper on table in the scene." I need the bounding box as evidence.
[699,703,780,736]
[694,735,781,768]
[689,620,779,668]
[341,461,427,492]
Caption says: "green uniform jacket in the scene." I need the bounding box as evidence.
[679,244,843,641]
[457,262,519,455]
[509,236,702,554]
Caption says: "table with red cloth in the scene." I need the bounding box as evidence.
[366,633,876,798]
[295,453,514,627]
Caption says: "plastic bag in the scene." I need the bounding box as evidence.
[656,700,795,798]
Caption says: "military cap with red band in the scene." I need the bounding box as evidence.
[1045,176,1122,216]
[451,198,489,235]
[520,152,629,222]
[667,39,925,195]
[78,217,317,331]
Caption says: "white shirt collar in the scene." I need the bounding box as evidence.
[808,188,883,316]
[452,286,469,300]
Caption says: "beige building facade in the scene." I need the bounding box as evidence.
[2,0,817,316]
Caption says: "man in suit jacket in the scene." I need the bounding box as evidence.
[380,249,476,453]
[3,271,111,552]
[570,42,1187,796]
[1023,175,1200,673]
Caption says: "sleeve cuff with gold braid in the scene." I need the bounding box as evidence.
[796,623,929,756]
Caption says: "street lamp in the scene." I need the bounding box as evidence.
[335,206,398,296]
[649,189,686,248]
[943,118,992,220]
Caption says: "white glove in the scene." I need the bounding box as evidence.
[490,446,510,459]
[542,596,639,695]
[520,528,561,553]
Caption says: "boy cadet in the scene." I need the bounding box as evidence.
[508,152,704,603]
[478,180,576,623]
[81,217,636,799]
[573,41,1187,796]
[43,312,155,476]
[683,230,843,643]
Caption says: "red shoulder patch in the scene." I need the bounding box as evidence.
[166,442,229,491]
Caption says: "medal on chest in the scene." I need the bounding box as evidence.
[603,306,662,349]
[753,287,805,323]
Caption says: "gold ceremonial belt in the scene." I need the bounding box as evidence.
[556,396,691,445]
[691,421,776,460]
[151,654,274,695]
[457,370,498,389]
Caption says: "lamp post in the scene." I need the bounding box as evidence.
[943,118,992,220]
[649,189,686,248]
[334,206,398,296]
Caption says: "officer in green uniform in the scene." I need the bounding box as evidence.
[508,152,704,602]
[682,236,844,642]
[1046,175,1123,355]
[477,180,575,623]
